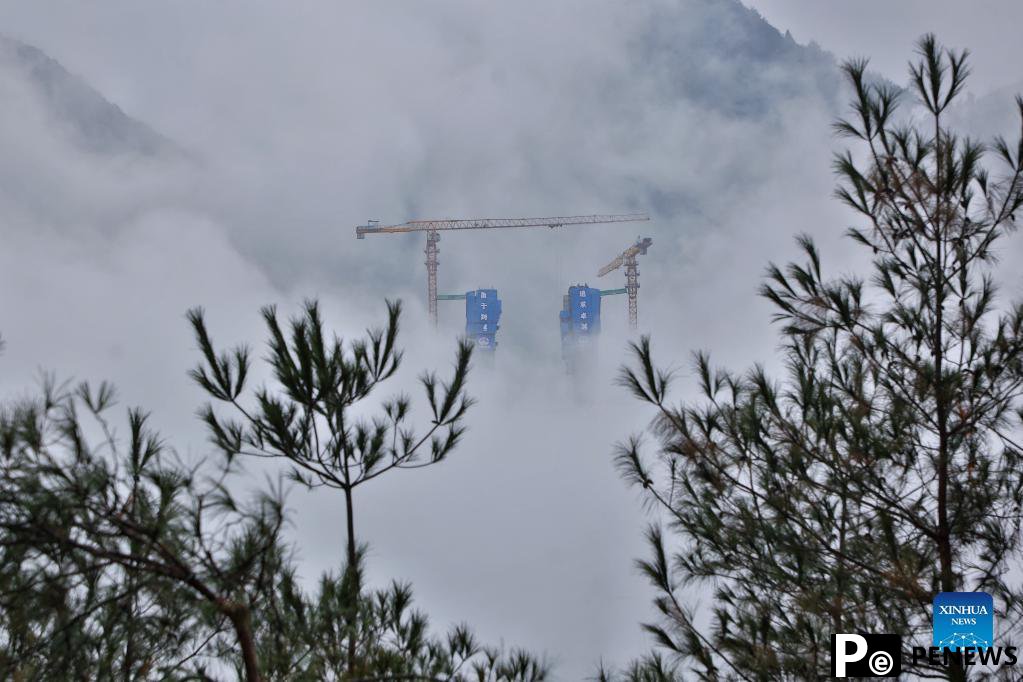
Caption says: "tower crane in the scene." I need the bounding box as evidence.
[597,237,653,330]
[356,213,649,325]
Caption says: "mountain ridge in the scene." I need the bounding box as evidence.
[0,34,177,158]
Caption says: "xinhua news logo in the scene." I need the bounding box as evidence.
[909,591,1018,669]
[932,591,993,649]
[830,634,901,677]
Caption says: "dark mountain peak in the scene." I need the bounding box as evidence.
[0,34,176,157]
[637,0,839,118]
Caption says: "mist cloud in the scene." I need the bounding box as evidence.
[2,1,1022,676]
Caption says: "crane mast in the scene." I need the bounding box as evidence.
[597,237,653,330]
[425,228,441,322]
[356,213,649,325]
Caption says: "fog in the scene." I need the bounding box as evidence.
[2,1,1022,677]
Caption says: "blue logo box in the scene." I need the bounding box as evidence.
[933,592,993,649]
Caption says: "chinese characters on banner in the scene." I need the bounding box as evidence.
[465,289,502,351]
[559,285,602,367]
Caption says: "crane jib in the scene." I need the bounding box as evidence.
[355,213,648,237]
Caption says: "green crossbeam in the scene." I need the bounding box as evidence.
[599,288,627,296]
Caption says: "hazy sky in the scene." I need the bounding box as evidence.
[1,2,1022,678]
[746,0,1023,93]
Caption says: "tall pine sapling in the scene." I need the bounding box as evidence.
[188,299,474,674]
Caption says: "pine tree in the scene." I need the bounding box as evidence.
[615,36,1023,680]
[0,301,547,681]
[0,376,287,681]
